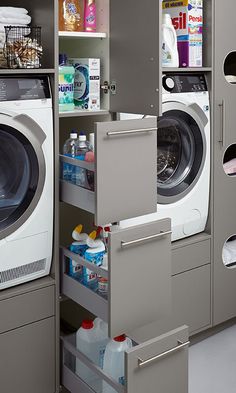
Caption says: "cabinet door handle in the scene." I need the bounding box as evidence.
[107,128,156,136]
[138,340,190,368]
[218,100,226,147]
[121,230,172,248]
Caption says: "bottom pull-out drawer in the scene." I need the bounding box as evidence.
[61,325,189,393]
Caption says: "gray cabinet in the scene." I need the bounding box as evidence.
[0,318,55,393]
[213,0,236,325]
[61,219,172,337]
[61,325,189,393]
[60,118,157,225]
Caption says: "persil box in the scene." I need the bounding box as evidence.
[69,58,100,110]
[162,0,203,67]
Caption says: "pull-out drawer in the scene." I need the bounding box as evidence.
[60,118,157,226]
[61,219,171,337]
[61,325,189,393]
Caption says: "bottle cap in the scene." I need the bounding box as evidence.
[82,320,94,329]
[79,135,87,142]
[162,13,172,25]
[70,133,78,139]
[59,53,67,66]
[114,334,126,342]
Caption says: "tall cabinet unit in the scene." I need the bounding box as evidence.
[59,1,189,393]
[213,0,236,325]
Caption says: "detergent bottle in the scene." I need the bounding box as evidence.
[162,13,179,67]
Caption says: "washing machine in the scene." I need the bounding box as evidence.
[0,76,53,289]
[120,73,210,242]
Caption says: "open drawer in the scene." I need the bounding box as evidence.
[60,118,157,226]
[60,219,172,337]
[61,325,189,393]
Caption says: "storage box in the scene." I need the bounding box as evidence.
[162,0,203,67]
[69,58,100,110]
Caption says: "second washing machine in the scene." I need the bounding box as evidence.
[120,73,211,242]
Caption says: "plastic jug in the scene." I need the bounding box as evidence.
[102,335,133,393]
[93,318,109,368]
[162,13,179,67]
[73,133,90,187]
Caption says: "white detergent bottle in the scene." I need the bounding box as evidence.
[76,319,101,388]
[94,318,109,369]
[162,13,179,67]
[102,335,133,393]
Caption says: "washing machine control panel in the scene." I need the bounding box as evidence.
[163,74,208,93]
[0,76,51,101]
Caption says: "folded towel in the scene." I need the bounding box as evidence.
[223,158,236,175]
[0,15,31,25]
[0,11,30,20]
[0,7,28,15]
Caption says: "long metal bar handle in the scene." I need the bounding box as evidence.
[121,230,172,248]
[218,100,226,147]
[107,127,156,137]
[138,340,190,368]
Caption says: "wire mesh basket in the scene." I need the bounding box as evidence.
[4,26,43,69]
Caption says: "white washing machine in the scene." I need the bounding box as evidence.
[120,73,210,242]
[0,76,53,289]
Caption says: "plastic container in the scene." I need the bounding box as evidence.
[68,225,89,281]
[162,13,179,67]
[63,132,78,181]
[59,54,75,112]
[102,335,133,393]
[98,253,108,299]
[93,317,109,368]
[59,0,84,32]
[73,133,90,187]
[84,0,97,32]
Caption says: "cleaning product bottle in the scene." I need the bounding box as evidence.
[93,317,109,368]
[162,13,179,67]
[63,131,78,181]
[97,253,108,299]
[59,54,75,112]
[76,319,100,388]
[59,0,84,32]
[68,224,89,281]
[85,132,95,191]
[73,132,90,187]
[82,231,99,290]
[84,0,96,32]
[84,237,106,266]
[103,335,133,393]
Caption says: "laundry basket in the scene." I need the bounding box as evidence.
[4,26,42,69]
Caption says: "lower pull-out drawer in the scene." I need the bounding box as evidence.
[61,219,172,337]
[61,325,189,393]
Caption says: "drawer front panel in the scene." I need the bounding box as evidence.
[172,239,211,275]
[0,285,55,333]
[172,265,211,334]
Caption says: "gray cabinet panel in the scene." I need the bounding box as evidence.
[172,265,211,334]
[126,326,189,393]
[0,317,55,393]
[172,239,211,275]
[110,0,161,116]
[213,0,236,325]
[0,285,55,334]
[109,219,171,337]
[95,118,157,225]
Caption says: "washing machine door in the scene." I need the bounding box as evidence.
[157,102,208,204]
[0,111,46,240]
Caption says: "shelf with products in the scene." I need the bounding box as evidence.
[162,67,212,73]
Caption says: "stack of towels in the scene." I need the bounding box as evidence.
[0,7,31,49]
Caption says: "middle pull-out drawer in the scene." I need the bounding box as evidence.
[60,117,157,226]
[60,219,171,338]
[61,324,189,393]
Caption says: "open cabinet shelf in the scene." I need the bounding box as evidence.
[163,67,212,73]
[0,69,55,74]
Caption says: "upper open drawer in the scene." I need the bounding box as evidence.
[60,118,157,226]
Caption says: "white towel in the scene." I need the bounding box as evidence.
[0,11,30,20]
[0,7,28,15]
[223,239,236,266]
[0,15,31,25]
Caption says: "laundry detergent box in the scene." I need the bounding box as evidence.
[69,58,100,110]
[162,0,203,67]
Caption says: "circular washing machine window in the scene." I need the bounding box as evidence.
[0,114,46,240]
[157,102,207,204]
